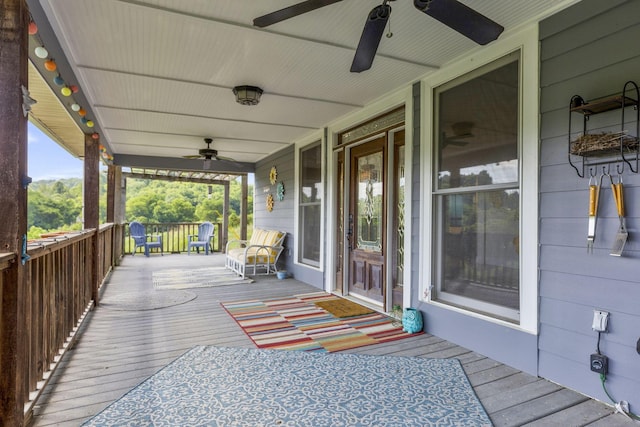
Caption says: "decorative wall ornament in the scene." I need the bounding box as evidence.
[269,166,278,185]
[266,194,274,212]
[276,181,285,201]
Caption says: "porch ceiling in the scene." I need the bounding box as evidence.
[26,0,575,173]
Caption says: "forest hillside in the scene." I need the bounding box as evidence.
[27,175,253,240]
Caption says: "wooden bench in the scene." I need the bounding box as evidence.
[225,229,286,278]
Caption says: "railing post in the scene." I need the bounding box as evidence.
[241,175,248,241]
[0,0,29,424]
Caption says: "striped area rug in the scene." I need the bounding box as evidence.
[221,292,418,352]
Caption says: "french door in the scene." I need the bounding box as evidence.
[347,137,387,306]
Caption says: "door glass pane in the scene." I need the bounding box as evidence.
[396,145,405,286]
[439,190,520,310]
[357,151,382,251]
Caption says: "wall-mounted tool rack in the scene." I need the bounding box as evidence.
[568,81,639,178]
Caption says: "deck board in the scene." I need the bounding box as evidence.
[30,254,636,426]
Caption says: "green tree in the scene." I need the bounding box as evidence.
[153,197,196,223]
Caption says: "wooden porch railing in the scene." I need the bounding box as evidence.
[0,223,125,424]
[124,222,224,254]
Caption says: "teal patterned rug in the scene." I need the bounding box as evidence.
[82,346,492,426]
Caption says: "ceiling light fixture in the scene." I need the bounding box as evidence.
[232,85,263,106]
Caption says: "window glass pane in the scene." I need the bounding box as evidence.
[301,144,322,203]
[299,142,322,267]
[433,52,521,320]
[439,190,520,310]
[437,59,519,190]
[301,205,321,263]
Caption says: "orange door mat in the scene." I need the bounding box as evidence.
[314,298,374,318]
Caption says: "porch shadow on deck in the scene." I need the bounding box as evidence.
[30,254,635,427]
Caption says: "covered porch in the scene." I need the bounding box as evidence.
[30,253,632,426]
[3,0,640,425]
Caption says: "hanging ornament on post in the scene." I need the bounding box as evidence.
[44,59,56,71]
[34,46,48,58]
[28,21,38,35]
[61,87,72,96]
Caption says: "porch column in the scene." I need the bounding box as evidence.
[223,181,229,250]
[0,0,29,424]
[106,164,116,223]
[240,175,248,240]
[106,164,124,264]
[84,134,100,304]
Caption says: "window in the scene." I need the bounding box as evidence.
[299,142,322,267]
[433,52,520,321]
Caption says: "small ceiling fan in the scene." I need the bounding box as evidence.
[441,121,474,148]
[183,138,235,168]
[254,0,504,73]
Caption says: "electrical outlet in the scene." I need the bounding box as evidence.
[592,310,609,332]
[590,353,608,374]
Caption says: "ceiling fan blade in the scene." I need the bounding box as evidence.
[350,4,391,73]
[254,0,343,28]
[414,0,503,45]
[216,155,237,162]
[183,154,203,159]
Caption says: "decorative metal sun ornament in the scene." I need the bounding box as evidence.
[266,194,274,212]
[269,166,278,185]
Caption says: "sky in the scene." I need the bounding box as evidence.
[28,122,84,181]
[27,122,253,184]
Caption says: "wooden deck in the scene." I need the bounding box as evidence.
[30,254,634,426]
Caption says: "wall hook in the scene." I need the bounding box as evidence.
[22,176,32,189]
[21,234,31,265]
[21,85,37,117]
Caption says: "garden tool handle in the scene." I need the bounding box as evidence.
[589,185,597,216]
[614,182,624,217]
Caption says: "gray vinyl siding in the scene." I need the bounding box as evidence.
[255,145,323,288]
[539,0,640,409]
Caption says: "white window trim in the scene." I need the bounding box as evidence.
[294,131,326,273]
[420,25,539,334]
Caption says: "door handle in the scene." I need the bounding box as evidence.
[347,214,353,251]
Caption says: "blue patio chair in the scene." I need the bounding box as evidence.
[188,222,214,255]
[129,221,163,257]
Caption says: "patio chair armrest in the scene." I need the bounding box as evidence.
[225,238,249,253]
[242,244,284,258]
